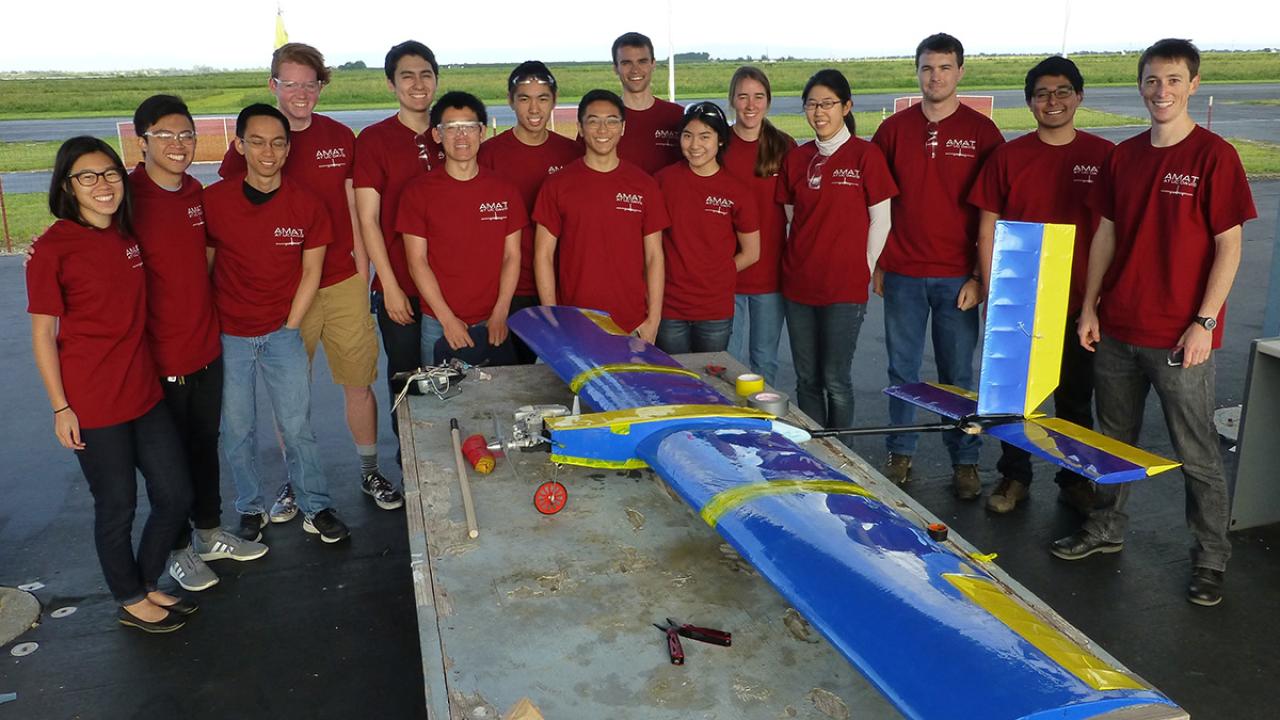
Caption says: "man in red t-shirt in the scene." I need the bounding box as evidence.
[205,104,349,545]
[129,95,268,593]
[1050,40,1256,608]
[608,32,684,175]
[968,56,1114,515]
[353,40,443,453]
[871,33,1004,499]
[477,60,582,362]
[221,43,401,523]
[533,89,670,341]
[399,92,524,364]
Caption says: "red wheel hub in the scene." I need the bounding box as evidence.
[534,480,568,515]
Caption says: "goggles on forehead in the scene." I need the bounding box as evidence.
[685,101,727,123]
[514,75,557,93]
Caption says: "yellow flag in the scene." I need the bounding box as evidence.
[274,8,288,49]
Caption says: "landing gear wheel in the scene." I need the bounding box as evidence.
[534,480,568,515]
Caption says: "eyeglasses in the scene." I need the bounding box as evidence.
[68,168,124,187]
[415,133,435,171]
[686,101,727,122]
[803,98,842,112]
[806,153,829,190]
[439,121,483,136]
[273,78,324,93]
[244,137,288,150]
[583,116,623,130]
[1032,87,1077,103]
[925,121,939,159]
[144,130,197,144]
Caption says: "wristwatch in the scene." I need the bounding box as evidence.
[1194,316,1217,331]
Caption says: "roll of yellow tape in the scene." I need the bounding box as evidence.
[735,373,765,397]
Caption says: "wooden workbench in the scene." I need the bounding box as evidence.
[399,353,1141,719]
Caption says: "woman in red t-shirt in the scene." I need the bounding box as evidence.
[777,70,898,444]
[723,66,796,387]
[655,102,761,354]
[26,137,195,633]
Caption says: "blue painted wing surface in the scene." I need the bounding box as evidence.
[509,306,728,411]
[990,419,1181,484]
[635,427,1180,720]
[980,221,1048,416]
[883,382,977,420]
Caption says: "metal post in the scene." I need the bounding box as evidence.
[0,176,12,254]
[1263,195,1280,337]
[1207,95,1214,131]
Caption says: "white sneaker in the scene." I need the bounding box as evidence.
[193,528,269,562]
[168,545,219,591]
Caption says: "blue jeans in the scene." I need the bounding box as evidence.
[221,326,331,516]
[728,293,785,387]
[883,272,981,464]
[657,318,733,355]
[421,315,489,365]
[784,301,866,446]
[1082,336,1231,572]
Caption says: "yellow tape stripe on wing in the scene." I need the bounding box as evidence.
[943,574,1146,691]
[700,479,877,527]
[549,453,648,470]
[1024,223,1074,415]
[580,309,629,335]
[546,404,773,431]
[1033,417,1181,476]
[568,363,703,393]
[925,382,979,401]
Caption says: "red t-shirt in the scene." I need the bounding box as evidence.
[352,114,444,298]
[1089,125,1256,349]
[532,159,671,332]
[130,165,221,376]
[220,114,357,289]
[776,138,899,305]
[204,179,333,337]
[872,103,1005,277]
[477,130,583,296]
[721,132,796,295]
[656,163,760,320]
[395,168,529,324]
[26,220,162,429]
[618,98,685,175]
[968,131,1115,314]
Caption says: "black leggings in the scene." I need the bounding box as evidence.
[160,357,224,547]
[373,291,422,443]
[74,402,193,605]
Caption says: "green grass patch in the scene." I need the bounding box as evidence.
[0,138,121,173]
[0,52,1275,120]
[1228,138,1280,177]
[1,192,52,253]
[1233,98,1280,106]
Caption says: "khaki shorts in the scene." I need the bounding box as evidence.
[301,272,379,387]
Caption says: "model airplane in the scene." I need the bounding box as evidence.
[508,235,1185,717]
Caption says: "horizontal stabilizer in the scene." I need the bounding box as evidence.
[883,382,977,420]
[991,418,1181,484]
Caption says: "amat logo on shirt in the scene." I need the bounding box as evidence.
[704,196,733,215]
[480,201,509,221]
[654,129,679,147]
[273,227,305,246]
[1072,164,1100,184]
[615,192,644,213]
[316,147,348,168]
[830,168,862,186]
[1160,171,1200,198]
[187,204,205,226]
[944,138,977,158]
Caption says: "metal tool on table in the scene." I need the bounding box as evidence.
[653,618,732,665]
[449,418,480,539]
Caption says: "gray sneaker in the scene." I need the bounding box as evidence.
[194,528,269,562]
[168,545,219,592]
[270,483,299,523]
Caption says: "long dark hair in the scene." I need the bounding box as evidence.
[728,66,791,178]
[48,136,134,237]
[802,69,857,136]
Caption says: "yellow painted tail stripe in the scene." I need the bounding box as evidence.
[943,574,1147,691]
[568,363,702,393]
[1024,224,1074,415]
[1034,418,1181,476]
[580,310,629,335]
[700,479,877,527]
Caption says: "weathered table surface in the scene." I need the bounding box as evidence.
[400,352,1135,720]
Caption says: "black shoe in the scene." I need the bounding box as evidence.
[237,512,268,542]
[153,595,199,616]
[361,470,405,510]
[1049,531,1123,560]
[1187,567,1224,607]
[117,607,185,633]
[303,508,350,544]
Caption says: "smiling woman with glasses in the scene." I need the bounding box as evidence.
[26,136,196,633]
[776,69,899,447]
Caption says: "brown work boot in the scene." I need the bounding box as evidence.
[884,453,912,485]
[952,464,981,500]
[986,477,1029,513]
[1057,479,1097,516]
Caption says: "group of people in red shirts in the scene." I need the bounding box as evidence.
[25,31,1255,632]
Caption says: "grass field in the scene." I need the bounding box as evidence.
[1,192,50,253]
[0,52,1276,120]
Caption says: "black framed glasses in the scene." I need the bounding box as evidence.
[925,121,939,159]
[68,168,124,187]
[807,153,829,190]
[415,133,435,171]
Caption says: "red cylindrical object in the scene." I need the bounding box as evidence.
[461,434,495,474]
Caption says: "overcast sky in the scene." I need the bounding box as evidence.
[1,0,1274,72]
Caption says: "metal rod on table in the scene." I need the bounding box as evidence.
[450,418,479,539]
[809,421,963,438]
